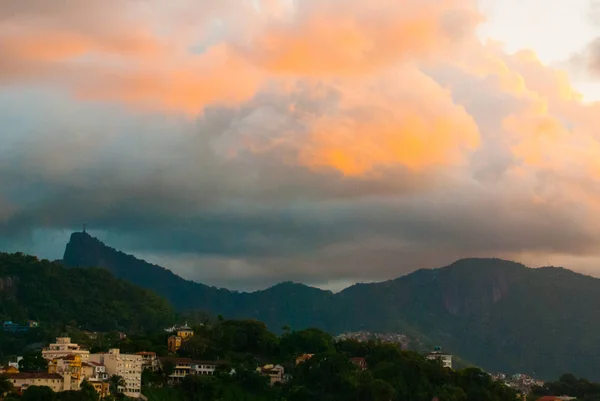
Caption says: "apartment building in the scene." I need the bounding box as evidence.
[42,337,90,361]
[90,349,142,398]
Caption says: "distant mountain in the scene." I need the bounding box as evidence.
[63,232,600,379]
[0,251,175,333]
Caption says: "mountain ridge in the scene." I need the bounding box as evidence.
[62,231,600,379]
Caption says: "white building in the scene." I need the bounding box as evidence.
[426,346,452,369]
[42,337,90,361]
[191,361,225,375]
[90,349,142,398]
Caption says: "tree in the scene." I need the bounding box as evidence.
[19,352,49,372]
[107,375,126,396]
[0,374,13,396]
[21,385,56,401]
[78,380,100,401]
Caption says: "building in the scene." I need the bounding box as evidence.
[82,361,108,381]
[48,354,83,390]
[2,321,29,333]
[136,352,158,371]
[82,361,110,398]
[426,346,452,369]
[87,380,111,398]
[159,357,192,383]
[0,366,19,374]
[350,357,368,371]
[176,325,194,339]
[295,354,314,365]
[168,335,183,353]
[167,325,194,353]
[191,360,226,376]
[159,357,227,383]
[7,356,23,370]
[90,349,142,399]
[257,364,285,386]
[4,372,66,394]
[42,337,90,361]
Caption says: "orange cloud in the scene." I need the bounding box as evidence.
[242,0,481,76]
[296,68,480,175]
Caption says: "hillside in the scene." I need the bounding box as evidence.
[0,252,176,333]
[62,232,600,379]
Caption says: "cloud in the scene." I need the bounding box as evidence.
[2,0,600,289]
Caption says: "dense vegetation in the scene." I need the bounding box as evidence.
[0,252,176,334]
[529,374,600,401]
[146,319,519,401]
[63,232,600,379]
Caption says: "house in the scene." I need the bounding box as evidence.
[350,357,368,371]
[426,346,452,369]
[48,354,83,390]
[82,361,108,381]
[136,352,158,371]
[81,361,110,398]
[90,349,142,398]
[4,372,66,394]
[257,364,285,385]
[159,357,226,383]
[42,337,90,361]
[191,360,227,376]
[295,354,314,365]
[159,357,192,383]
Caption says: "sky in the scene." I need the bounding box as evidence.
[2,0,600,291]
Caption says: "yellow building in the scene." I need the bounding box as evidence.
[48,354,83,390]
[168,335,183,352]
[88,380,111,398]
[176,326,194,339]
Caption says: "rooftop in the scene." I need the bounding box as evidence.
[5,372,63,380]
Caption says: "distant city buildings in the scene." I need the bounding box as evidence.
[335,331,410,349]
[426,346,453,369]
[493,372,545,395]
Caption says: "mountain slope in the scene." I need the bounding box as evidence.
[63,233,600,379]
[0,251,176,332]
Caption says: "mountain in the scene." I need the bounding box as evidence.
[0,251,176,333]
[63,232,600,379]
